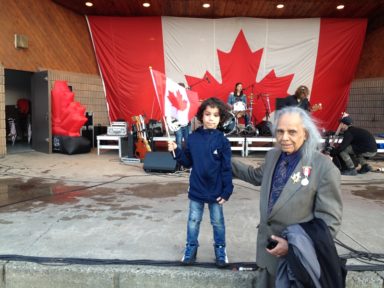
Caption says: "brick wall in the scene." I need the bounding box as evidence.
[0,65,5,157]
[347,78,384,135]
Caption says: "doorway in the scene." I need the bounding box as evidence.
[5,69,51,154]
[5,69,33,154]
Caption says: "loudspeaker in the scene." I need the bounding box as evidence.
[256,121,272,136]
[275,98,286,111]
[143,152,177,173]
[120,134,135,158]
[14,34,29,49]
[94,125,107,147]
[148,119,163,137]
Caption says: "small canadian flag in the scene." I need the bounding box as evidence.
[150,68,199,126]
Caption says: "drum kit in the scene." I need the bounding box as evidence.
[191,90,271,137]
[222,93,256,136]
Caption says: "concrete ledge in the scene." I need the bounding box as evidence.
[346,271,383,288]
[0,261,5,288]
[3,261,384,288]
[4,262,257,288]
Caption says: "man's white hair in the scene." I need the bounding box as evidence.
[272,106,322,165]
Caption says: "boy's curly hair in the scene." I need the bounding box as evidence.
[196,97,231,127]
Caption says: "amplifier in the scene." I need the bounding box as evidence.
[107,122,128,136]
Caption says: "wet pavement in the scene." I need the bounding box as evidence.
[0,150,383,276]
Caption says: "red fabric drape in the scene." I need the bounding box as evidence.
[311,19,367,130]
[88,16,165,122]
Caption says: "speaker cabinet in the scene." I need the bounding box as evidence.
[256,121,272,136]
[14,34,29,49]
[143,152,177,173]
[275,98,286,111]
[120,134,135,158]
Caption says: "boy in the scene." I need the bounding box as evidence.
[168,97,233,268]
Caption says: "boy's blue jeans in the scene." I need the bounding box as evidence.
[186,199,226,247]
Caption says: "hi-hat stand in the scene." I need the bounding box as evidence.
[255,93,273,136]
[257,93,271,121]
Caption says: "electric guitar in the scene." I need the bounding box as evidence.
[310,103,323,112]
[139,115,152,152]
[132,115,151,159]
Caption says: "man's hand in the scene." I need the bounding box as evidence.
[266,235,288,257]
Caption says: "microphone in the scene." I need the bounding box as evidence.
[205,76,210,84]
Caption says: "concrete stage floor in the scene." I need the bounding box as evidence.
[0,150,383,287]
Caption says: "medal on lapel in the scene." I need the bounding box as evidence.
[291,172,301,183]
[301,166,311,186]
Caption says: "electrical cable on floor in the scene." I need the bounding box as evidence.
[0,255,258,271]
[335,238,384,271]
[0,240,382,272]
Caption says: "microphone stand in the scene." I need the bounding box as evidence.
[247,84,255,124]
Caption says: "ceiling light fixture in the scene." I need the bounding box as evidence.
[143,2,150,8]
[85,2,93,7]
[276,4,284,9]
[336,4,345,10]
[202,3,210,8]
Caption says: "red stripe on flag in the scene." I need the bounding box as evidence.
[311,19,367,130]
[88,16,165,121]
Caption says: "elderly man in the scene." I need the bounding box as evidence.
[232,106,343,287]
[332,116,377,175]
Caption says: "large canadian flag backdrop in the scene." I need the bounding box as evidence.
[87,16,366,130]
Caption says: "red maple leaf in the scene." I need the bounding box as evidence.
[185,30,294,124]
[168,90,187,111]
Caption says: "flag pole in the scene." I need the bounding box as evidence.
[149,67,175,157]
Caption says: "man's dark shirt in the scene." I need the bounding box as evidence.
[284,95,310,112]
[337,126,377,154]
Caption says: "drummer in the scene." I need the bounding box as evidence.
[227,82,250,127]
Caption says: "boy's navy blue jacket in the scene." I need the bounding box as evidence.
[174,127,233,203]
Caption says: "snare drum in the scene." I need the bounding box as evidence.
[233,101,247,118]
[233,101,246,112]
[221,112,236,135]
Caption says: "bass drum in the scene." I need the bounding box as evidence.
[221,112,236,135]
[233,101,246,112]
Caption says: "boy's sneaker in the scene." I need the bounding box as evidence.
[358,164,372,174]
[214,245,229,268]
[181,244,198,265]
